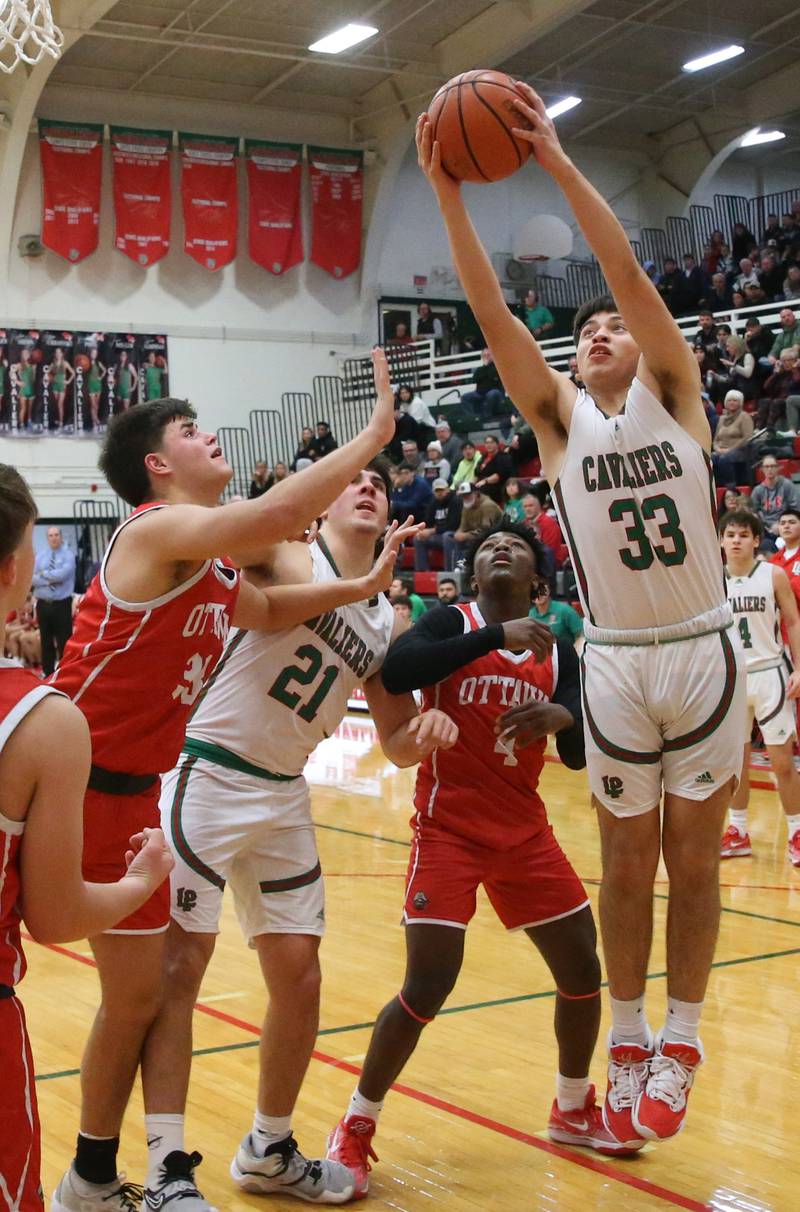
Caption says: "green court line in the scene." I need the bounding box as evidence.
[316,821,800,931]
[34,945,800,1085]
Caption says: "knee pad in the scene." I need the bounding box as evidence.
[397,991,436,1025]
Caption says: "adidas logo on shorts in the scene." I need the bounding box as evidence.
[694,771,714,785]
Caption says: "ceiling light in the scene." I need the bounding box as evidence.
[740,127,786,147]
[309,23,378,54]
[545,96,582,119]
[682,45,744,73]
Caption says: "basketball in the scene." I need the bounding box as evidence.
[75,353,91,371]
[428,70,533,183]
[29,347,43,364]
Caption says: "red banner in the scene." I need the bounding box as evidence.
[39,120,103,263]
[111,127,172,267]
[245,140,303,276]
[308,146,363,279]
[179,132,238,271]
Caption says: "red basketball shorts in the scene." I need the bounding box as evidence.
[403,822,588,931]
[82,785,169,934]
[0,996,43,1211]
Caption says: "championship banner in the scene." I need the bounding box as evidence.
[180,132,239,271]
[308,146,363,279]
[111,127,172,267]
[39,120,103,263]
[245,140,303,276]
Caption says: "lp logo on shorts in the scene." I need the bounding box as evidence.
[602,775,624,800]
[177,887,198,913]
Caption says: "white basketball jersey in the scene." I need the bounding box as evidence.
[553,377,727,633]
[187,538,395,777]
[726,561,782,673]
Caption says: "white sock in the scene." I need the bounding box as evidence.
[662,997,703,1047]
[556,1073,590,1113]
[144,1115,185,1188]
[785,812,800,837]
[730,809,748,834]
[609,995,649,1047]
[252,1111,292,1153]
[347,1088,384,1124]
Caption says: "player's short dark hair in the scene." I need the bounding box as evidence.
[0,465,37,562]
[718,508,763,540]
[397,460,416,474]
[99,397,196,507]
[780,506,800,521]
[439,577,457,588]
[464,520,546,586]
[698,309,714,319]
[365,456,392,502]
[573,294,619,344]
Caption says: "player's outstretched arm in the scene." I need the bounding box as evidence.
[16,697,173,942]
[774,566,800,699]
[415,115,572,470]
[510,83,705,443]
[232,518,424,632]
[364,672,458,768]
[137,349,397,567]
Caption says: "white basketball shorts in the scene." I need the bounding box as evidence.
[581,625,746,817]
[746,664,796,748]
[160,751,324,943]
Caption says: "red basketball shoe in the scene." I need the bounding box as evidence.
[788,829,800,867]
[633,1035,704,1140]
[720,824,752,858]
[548,1085,643,1155]
[326,1116,378,1200]
[602,1029,653,1149]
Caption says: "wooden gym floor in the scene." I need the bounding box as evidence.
[29,718,800,1211]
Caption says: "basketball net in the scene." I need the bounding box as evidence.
[0,0,63,73]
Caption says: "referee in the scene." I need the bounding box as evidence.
[32,525,76,675]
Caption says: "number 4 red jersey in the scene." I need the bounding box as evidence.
[54,504,240,775]
[414,602,556,849]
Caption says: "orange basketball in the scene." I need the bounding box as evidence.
[75,353,91,371]
[428,70,533,183]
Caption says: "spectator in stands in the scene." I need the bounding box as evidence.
[273,461,290,485]
[673,252,706,315]
[310,420,337,459]
[783,266,800,302]
[567,354,581,384]
[743,283,767,308]
[758,348,800,430]
[761,308,800,370]
[434,419,461,469]
[401,437,424,470]
[763,214,783,245]
[781,213,800,251]
[421,440,451,486]
[459,347,505,422]
[388,577,426,621]
[414,478,461,571]
[711,390,753,487]
[704,272,733,311]
[713,335,756,403]
[657,257,681,313]
[443,482,502,570]
[697,376,719,436]
[474,433,512,504]
[518,288,555,338]
[248,460,272,498]
[291,427,315,471]
[722,487,747,513]
[716,242,735,277]
[732,222,757,263]
[397,383,436,433]
[750,456,799,550]
[389,396,420,464]
[701,241,719,277]
[416,302,444,350]
[5,593,40,667]
[521,492,563,555]
[745,315,773,366]
[390,321,413,346]
[692,310,720,363]
[508,413,538,471]
[643,260,660,286]
[437,577,463,604]
[734,257,760,293]
[731,289,746,311]
[390,460,432,525]
[530,583,584,648]
[32,525,76,677]
[451,439,483,489]
[502,477,525,522]
[391,595,413,632]
[759,252,785,300]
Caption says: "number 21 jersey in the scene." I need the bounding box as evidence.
[552,377,727,632]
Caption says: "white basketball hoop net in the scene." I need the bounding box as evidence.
[0,0,64,73]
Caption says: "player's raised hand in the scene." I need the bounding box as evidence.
[408,708,459,756]
[367,346,398,448]
[495,701,573,748]
[415,113,461,203]
[509,83,570,175]
[124,827,174,891]
[501,616,554,661]
[362,518,424,597]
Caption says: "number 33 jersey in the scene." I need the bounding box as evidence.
[54,503,240,774]
[415,602,557,849]
[552,377,727,633]
[186,537,395,778]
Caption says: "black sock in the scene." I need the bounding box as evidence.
[74,1134,120,1185]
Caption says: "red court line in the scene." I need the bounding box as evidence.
[29,937,709,1211]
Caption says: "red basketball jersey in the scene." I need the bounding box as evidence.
[54,504,240,775]
[414,602,556,849]
[0,664,61,988]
